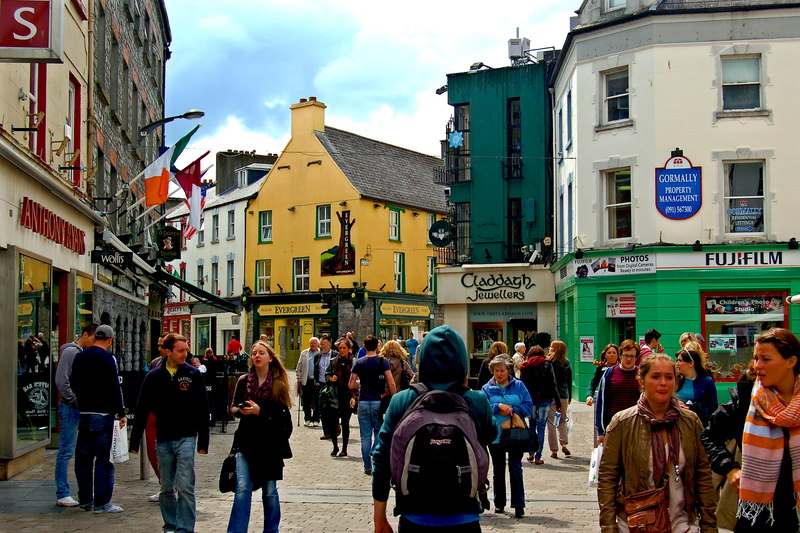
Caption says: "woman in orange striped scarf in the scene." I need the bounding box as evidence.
[736,328,800,532]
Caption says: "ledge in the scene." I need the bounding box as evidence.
[594,119,633,133]
[715,109,771,120]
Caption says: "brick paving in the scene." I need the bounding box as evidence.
[0,375,603,532]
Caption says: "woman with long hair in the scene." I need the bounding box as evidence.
[547,340,572,458]
[518,345,560,464]
[381,340,413,392]
[598,353,717,532]
[226,341,293,533]
[322,337,359,457]
[478,341,510,388]
[675,349,718,426]
[586,343,619,406]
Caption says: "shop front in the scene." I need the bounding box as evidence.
[436,265,555,385]
[374,297,436,342]
[164,303,191,343]
[252,299,335,370]
[554,245,800,402]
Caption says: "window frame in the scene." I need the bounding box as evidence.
[723,160,765,235]
[196,264,205,289]
[211,262,219,295]
[226,259,234,297]
[455,202,472,261]
[258,210,272,244]
[293,257,310,292]
[427,256,436,296]
[255,259,271,294]
[604,168,633,241]
[211,213,219,243]
[197,218,205,246]
[427,213,437,245]
[389,208,401,242]
[605,0,626,11]
[393,252,405,293]
[603,67,630,124]
[316,204,331,238]
[721,55,761,112]
[227,209,235,239]
[453,103,471,182]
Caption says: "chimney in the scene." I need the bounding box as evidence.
[290,96,326,137]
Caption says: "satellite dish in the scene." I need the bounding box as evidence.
[428,220,453,247]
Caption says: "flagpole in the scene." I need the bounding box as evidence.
[134,204,159,222]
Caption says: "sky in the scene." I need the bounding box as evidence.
[163,0,576,176]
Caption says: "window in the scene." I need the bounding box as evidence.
[453,104,471,182]
[259,211,272,243]
[394,252,405,292]
[211,214,219,242]
[606,0,626,10]
[316,204,331,238]
[256,260,271,294]
[722,56,760,110]
[508,198,522,257]
[179,263,186,301]
[427,213,437,245]
[197,265,205,288]
[67,75,81,186]
[605,168,632,240]
[557,106,564,156]
[566,89,573,147]
[455,202,471,261]
[197,218,205,246]
[293,257,309,291]
[227,210,235,239]
[567,181,574,253]
[211,262,219,294]
[724,161,764,233]
[226,260,234,296]
[604,68,629,123]
[507,98,521,178]
[558,188,565,256]
[427,257,436,295]
[389,209,401,241]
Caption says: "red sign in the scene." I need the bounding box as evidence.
[0,1,50,49]
[19,197,86,254]
[606,293,637,317]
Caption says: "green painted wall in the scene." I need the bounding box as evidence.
[446,63,552,263]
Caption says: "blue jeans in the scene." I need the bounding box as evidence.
[488,444,524,509]
[357,400,381,471]
[55,402,81,499]
[530,401,551,460]
[157,437,197,533]
[227,452,280,533]
[75,413,115,508]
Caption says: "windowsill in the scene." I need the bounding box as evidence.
[595,119,633,133]
[227,236,235,241]
[258,241,272,245]
[211,239,219,244]
[715,109,771,120]
[197,243,205,248]
[315,236,332,240]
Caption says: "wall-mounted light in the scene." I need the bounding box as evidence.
[624,243,636,253]
[248,210,254,215]
[790,238,799,250]
[575,248,584,259]
[307,160,322,166]
[277,165,290,170]
[287,206,295,212]
[339,201,347,206]
[435,85,448,95]
[374,203,381,209]
[379,283,386,291]
[412,211,420,217]
[692,240,703,251]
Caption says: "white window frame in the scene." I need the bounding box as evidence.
[721,55,761,111]
[226,259,234,296]
[196,264,204,288]
[317,204,331,238]
[293,257,309,292]
[603,67,629,124]
[256,259,271,294]
[605,168,632,241]
[427,256,436,295]
[227,209,235,239]
[427,213,436,245]
[259,210,272,243]
[393,252,405,292]
[197,218,205,246]
[389,209,400,241]
[211,213,219,243]
[606,0,626,11]
[211,262,219,294]
[723,160,765,235]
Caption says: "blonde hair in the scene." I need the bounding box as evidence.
[249,341,292,408]
[679,332,698,347]
[682,340,711,374]
[380,340,407,360]
[487,341,509,359]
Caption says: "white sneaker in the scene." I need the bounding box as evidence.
[147,492,160,502]
[303,421,311,427]
[93,504,123,513]
[57,496,79,507]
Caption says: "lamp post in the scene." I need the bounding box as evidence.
[138,109,205,141]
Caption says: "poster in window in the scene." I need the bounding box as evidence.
[709,335,737,354]
[580,336,595,363]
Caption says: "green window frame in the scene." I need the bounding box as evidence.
[316,204,331,238]
[258,210,272,244]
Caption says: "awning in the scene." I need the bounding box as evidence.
[153,267,238,314]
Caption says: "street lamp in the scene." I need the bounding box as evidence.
[138,109,205,140]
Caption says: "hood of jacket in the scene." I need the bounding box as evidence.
[520,355,546,368]
[418,325,468,389]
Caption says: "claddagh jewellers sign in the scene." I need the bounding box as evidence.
[461,272,535,302]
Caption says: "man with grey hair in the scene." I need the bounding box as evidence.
[296,337,320,427]
[512,342,527,378]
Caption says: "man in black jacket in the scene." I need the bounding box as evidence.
[129,333,209,533]
[71,324,126,513]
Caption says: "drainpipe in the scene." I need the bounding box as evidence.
[86,0,95,201]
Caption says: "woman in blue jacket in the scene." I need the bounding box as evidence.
[482,355,533,519]
[675,348,718,425]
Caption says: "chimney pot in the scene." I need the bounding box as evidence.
[299,98,307,103]
[310,96,317,101]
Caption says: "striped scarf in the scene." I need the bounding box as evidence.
[737,377,800,525]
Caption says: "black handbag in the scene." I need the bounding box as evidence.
[219,450,237,493]
[500,426,538,452]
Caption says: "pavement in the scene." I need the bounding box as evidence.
[0,374,603,532]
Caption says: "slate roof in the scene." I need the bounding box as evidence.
[314,127,448,214]
[165,175,266,220]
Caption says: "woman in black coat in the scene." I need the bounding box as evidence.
[227,341,293,533]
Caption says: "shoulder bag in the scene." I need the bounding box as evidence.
[219,448,238,493]
[623,481,669,533]
[500,413,538,452]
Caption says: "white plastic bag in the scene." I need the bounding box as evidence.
[588,444,603,487]
[567,406,574,435]
[110,420,129,463]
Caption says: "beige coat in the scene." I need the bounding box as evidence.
[597,405,718,533]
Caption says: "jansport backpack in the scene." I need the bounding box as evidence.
[390,383,489,515]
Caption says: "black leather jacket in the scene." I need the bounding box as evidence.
[699,376,753,477]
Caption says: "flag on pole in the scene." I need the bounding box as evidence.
[143,125,200,206]
[181,184,209,241]
[174,150,210,235]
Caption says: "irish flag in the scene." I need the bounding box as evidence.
[143,125,200,206]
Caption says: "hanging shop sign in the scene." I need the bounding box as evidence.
[655,153,702,220]
[19,196,86,254]
[428,220,453,247]
[379,302,431,318]
[606,293,636,318]
[156,226,182,261]
[321,210,356,276]
[0,0,64,62]
[91,250,133,270]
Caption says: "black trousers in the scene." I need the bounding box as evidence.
[301,379,317,421]
[398,516,481,532]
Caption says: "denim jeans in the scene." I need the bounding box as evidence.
[529,401,551,460]
[357,400,381,471]
[157,437,197,533]
[55,402,81,499]
[488,444,524,509]
[75,413,115,508]
[227,452,280,533]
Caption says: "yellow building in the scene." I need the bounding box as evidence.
[244,97,447,367]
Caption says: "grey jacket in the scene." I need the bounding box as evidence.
[295,348,318,384]
[55,341,81,407]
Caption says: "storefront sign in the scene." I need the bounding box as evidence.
[0,0,63,63]
[91,250,133,270]
[574,254,656,279]
[580,336,595,363]
[321,210,355,276]
[460,272,535,302]
[655,154,701,220]
[428,220,453,247]
[156,226,182,261]
[19,196,86,254]
[380,303,431,317]
[704,295,783,316]
[164,304,190,316]
[606,293,636,317]
[257,303,326,316]
[469,304,536,322]
[17,302,33,316]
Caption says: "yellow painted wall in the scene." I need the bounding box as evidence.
[245,100,439,296]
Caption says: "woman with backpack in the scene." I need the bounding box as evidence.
[320,338,359,458]
[518,345,560,465]
[382,340,414,392]
[547,340,573,458]
[482,355,533,518]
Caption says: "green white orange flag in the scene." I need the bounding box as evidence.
[143,125,200,206]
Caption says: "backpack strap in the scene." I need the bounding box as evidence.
[410,383,429,396]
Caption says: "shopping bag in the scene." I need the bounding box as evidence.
[588,444,603,487]
[110,420,129,463]
[567,407,574,435]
